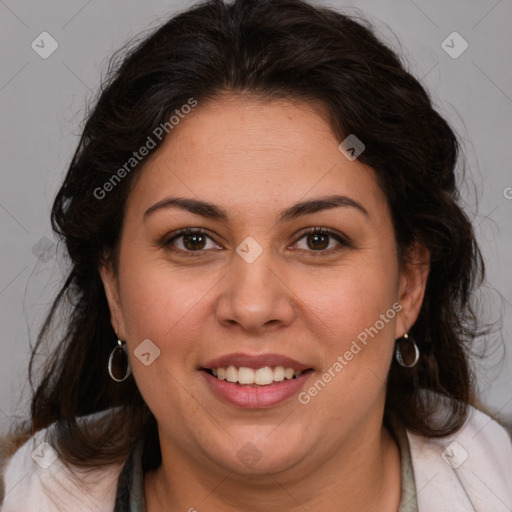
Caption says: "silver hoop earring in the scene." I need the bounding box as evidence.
[395,333,420,368]
[108,339,131,382]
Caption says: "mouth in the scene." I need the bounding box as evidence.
[199,353,315,408]
[199,357,315,408]
[201,366,313,386]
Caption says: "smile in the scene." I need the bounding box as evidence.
[200,368,314,408]
[204,365,305,386]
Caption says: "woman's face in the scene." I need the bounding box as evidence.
[101,94,427,476]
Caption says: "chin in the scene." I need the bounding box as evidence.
[206,431,308,476]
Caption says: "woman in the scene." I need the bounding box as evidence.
[1,0,511,510]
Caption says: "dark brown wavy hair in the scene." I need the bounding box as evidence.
[3,0,488,472]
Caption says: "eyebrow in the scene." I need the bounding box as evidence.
[143,194,369,223]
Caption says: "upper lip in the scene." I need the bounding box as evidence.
[202,353,313,371]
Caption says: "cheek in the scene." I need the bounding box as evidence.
[295,258,400,414]
[121,270,213,344]
[294,272,399,419]
[117,262,214,413]
[298,258,399,341]
[115,249,209,353]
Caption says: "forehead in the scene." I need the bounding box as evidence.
[125,94,387,221]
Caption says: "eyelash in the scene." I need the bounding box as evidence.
[161,227,350,257]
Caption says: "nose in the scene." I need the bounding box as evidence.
[215,246,296,334]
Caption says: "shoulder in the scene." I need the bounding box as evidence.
[0,411,125,512]
[407,403,512,512]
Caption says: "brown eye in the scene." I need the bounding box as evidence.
[182,233,207,250]
[306,232,330,250]
[293,227,349,254]
[164,228,221,253]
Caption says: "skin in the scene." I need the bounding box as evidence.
[100,93,429,512]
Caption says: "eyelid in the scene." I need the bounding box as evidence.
[160,227,221,252]
[291,226,352,253]
[294,226,351,244]
[161,226,351,255]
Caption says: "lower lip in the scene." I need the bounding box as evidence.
[200,370,313,408]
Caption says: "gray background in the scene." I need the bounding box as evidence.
[1,0,511,434]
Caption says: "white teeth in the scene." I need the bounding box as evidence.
[254,367,274,385]
[225,365,238,383]
[238,367,255,385]
[284,368,294,379]
[273,366,285,381]
[209,365,304,385]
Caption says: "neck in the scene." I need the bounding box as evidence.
[144,423,401,512]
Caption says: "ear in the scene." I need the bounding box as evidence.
[98,256,127,339]
[395,242,430,338]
